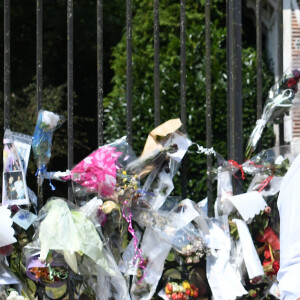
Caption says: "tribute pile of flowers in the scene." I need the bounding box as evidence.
[0,70,299,299]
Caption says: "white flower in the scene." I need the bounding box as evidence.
[7,291,24,300]
[275,155,284,165]
[42,110,60,130]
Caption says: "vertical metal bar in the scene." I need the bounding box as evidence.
[256,1,262,122]
[36,0,43,215]
[180,0,187,198]
[97,0,104,146]
[256,0,262,153]
[67,3,74,299]
[154,0,160,127]
[227,0,243,194]
[67,0,74,202]
[205,0,212,216]
[36,0,43,225]
[180,0,187,133]
[36,0,43,113]
[126,0,133,146]
[4,0,10,130]
[278,0,284,145]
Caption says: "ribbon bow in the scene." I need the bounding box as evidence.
[35,165,56,191]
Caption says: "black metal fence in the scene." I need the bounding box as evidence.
[3,0,283,215]
[3,3,284,299]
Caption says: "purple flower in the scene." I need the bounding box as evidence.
[293,69,300,80]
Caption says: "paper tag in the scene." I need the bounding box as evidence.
[269,282,280,299]
[229,191,267,222]
[12,209,37,230]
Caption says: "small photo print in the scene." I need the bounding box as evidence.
[3,142,22,172]
[4,171,26,201]
[14,140,31,174]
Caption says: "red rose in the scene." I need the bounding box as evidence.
[273,260,280,274]
[172,293,178,300]
[287,77,297,88]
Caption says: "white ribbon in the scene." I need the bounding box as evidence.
[190,143,216,156]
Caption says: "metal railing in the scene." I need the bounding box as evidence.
[3,0,283,298]
[3,0,284,215]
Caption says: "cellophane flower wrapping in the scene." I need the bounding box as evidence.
[25,252,68,288]
[215,170,234,217]
[243,144,300,177]
[32,110,65,171]
[245,70,300,159]
[130,130,191,211]
[130,228,172,300]
[49,136,136,198]
[26,197,114,277]
[77,198,131,300]
[132,199,209,256]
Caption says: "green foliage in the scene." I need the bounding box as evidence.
[104,0,274,198]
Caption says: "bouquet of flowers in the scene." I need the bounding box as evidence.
[32,110,65,188]
[162,281,200,299]
[48,136,136,197]
[26,198,114,276]
[245,70,300,159]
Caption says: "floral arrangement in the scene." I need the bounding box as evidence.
[246,69,300,159]
[2,99,299,300]
[164,281,199,299]
[180,239,207,264]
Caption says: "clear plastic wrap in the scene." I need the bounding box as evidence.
[2,130,29,206]
[127,119,190,210]
[130,228,172,300]
[96,247,131,300]
[126,119,183,178]
[32,110,65,188]
[246,71,300,159]
[10,131,32,175]
[48,136,136,197]
[247,174,283,196]
[215,170,234,217]
[25,198,114,276]
[242,145,298,177]
[132,199,210,254]
[206,216,247,300]
[118,230,142,276]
